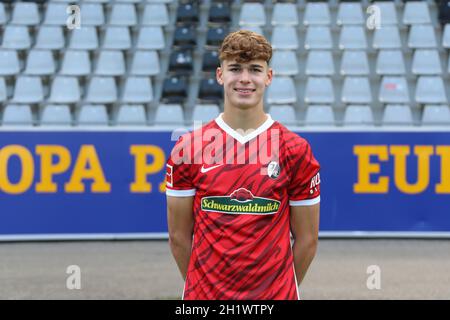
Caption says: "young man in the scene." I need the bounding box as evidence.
[166,30,321,300]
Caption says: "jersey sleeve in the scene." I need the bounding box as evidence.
[288,140,321,206]
[165,135,196,197]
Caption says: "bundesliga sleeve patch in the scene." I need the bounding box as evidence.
[166,164,173,188]
[310,172,321,195]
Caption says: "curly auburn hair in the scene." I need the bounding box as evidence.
[218,30,272,64]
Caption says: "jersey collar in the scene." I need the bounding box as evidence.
[214,113,275,145]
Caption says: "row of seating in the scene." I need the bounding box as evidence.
[2,103,450,126]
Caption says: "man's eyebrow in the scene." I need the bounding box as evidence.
[227,64,264,68]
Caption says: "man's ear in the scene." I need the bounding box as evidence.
[216,66,223,85]
[265,67,273,86]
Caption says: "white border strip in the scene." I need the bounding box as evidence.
[2,231,450,242]
[166,189,196,197]
[290,196,320,206]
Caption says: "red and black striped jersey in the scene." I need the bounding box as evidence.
[166,114,321,300]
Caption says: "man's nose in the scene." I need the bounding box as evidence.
[239,69,251,83]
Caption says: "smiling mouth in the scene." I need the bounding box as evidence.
[234,88,256,93]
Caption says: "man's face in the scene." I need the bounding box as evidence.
[216,59,273,110]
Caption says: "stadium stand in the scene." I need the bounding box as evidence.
[0,0,448,127]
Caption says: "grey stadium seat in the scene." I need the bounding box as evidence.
[137,27,165,50]
[337,2,364,25]
[304,77,334,104]
[0,50,20,76]
[339,26,367,50]
[12,76,44,104]
[40,105,72,126]
[411,50,442,75]
[60,50,91,76]
[403,1,431,25]
[269,105,297,126]
[2,104,33,126]
[43,3,68,26]
[95,51,126,76]
[415,76,447,104]
[271,3,298,26]
[2,26,31,50]
[376,50,406,75]
[143,4,169,26]
[35,26,65,50]
[266,77,297,104]
[271,26,298,50]
[192,104,220,123]
[382,105,413,126]
[24,50,55,76]
[80,3,105,26]
[116,105,147,126]
[443,24,450,48]
[304,26,333,50]
[373,26,401,49]
[11,2,40,26]
[305,105,335,126]
[340,51,369,76]
[303,2,330,26]
[48,77,80,104]
[343,105,375,126]
[341,77,372,104]
[154,104,184,125]
[69,27,99,50]
[422,105,450,125]
[103,27,132,50]
[86,77,117,104]
[239,3,266,26]
[110,4,137,26]
[122,77,154,104]
[131,51,160,76]
[379,77,410,104]
[270,51,298,76]
[77,105,109,126]
[305,50,334,76]
[372,2,397,26]
[408,25,437,49]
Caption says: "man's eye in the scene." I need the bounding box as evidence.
[230,68,239,71]
[252,68,262,72]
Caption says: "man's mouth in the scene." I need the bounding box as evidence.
[234,88,256,94]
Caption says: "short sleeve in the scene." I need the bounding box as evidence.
[165,135,196,197]
[288,141,321,206]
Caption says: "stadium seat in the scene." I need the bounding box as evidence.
[271,51,299,76]
[341,77,372,104]
[415,76,447,104]
[339,26,367,50]
[373,26,401,49]
[161,76,188,103]
[0,50,20,76]
[11,2,40,26]
[209,2,231,24]
[411,50,442,75]
[69,27,99,50]
[422,105,450,125]
[343,105,375,126]
[86,77,117,104]
[122,77,154,104]
[303,2,330,26]
[12,76,44,104]
[192,104,220,123]
[95,51,126,76]
[379,77,410,104]
[60,50,91,76]
[240,26,264,36]
[443,24,450,48]
[154,104,184,125]
[304,26,333,50]
[43,3,68,26]
[382,105,413,126]
[271,26,298,50]
[103,27,131,50]
[116,105,147,126]
[131,51,160,76]
[176,2,199,24]
[372,2,397,26]
[271,3,298,26]
[137,27,165,50]
[143,4,169,26]
[40,104,72,126]
[24,50,55,76]
[305,105,335,126]
[2,104,33,126]
[304,77,334,104]
[35,26,65,50]
[48,77,80,104]
[2,26,31,50]
[408,25,437,49]
[239,3,265,26]
[376,50,406,75]
[305,50,334,76]
[77,105,109,126]
[110,4,137,26]
[169,50,193,74]
[0,3,5,25]
[268,105,297,126]
[174,25,197,48]
[202,50,220,73]
[266,77,297,104]
[403,1,431,25]
[336,2,364,25]
[206,27,228,47]
[198,77,223,103]
[340,51,369,76]
[0,78,6,102]
[80,3,105,26]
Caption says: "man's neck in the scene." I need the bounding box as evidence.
[221,105,268,133]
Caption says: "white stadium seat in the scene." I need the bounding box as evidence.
[0,50,21,76]
[116,105,147,126]
[41,105,72,126]
[270,51,299,76]
[266,77,297,105]
[77,105,109,126]
[306,50,334,76]
[305,105,335,126]
[382,105,413,126]
[2,104,33,126]
[303,3,330,26]
[192,104,220,123]
[304,77,334,104]
[12,76,44,104]
[422,105,450,125]
[239,3,266,26]
[154,104,184,125]
[48,77,80,104]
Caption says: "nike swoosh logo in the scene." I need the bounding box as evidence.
[200,164,223,173]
